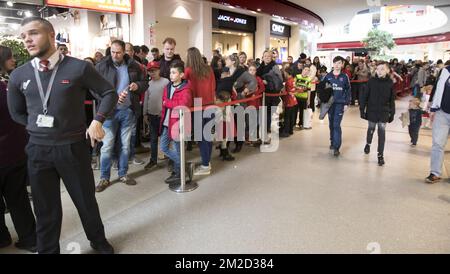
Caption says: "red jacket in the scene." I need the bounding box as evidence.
[184,67,216,106]
[160,80,193,141]
[246,76,264,108]
[284,77,298,108]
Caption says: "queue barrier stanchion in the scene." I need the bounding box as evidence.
[261,92,267,144]
[169,108,198,193]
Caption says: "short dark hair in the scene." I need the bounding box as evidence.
[300,53,307,60]
[141,45,149,54]
[170,60,185,73]
[163,37,176,46]
[437,59,443,65]
[21,17,55,33]
[0,46,13,72]
[133,45,141,54]
[57,43,67,48]
[333,56,345,63]
[284,67,294,76]
[151,47,159,53]
[111,40,126,51]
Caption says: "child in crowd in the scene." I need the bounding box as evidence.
[280,68,298,137]
[243,64,265,144]
[408,98,424,147]
[143,61,170,170]
[295,65,312,129]
[160,61,192,184]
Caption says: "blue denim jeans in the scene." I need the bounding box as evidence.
[129,115,137,159]
[328,103,345,150]
[160,126,180,175]
[100,108,134,180]
[431,110,450,177]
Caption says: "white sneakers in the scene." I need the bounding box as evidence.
[194,164,211,176]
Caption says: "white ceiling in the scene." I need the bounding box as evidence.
[288,0,450,41]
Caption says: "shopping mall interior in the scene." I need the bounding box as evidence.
[0,0,449,256]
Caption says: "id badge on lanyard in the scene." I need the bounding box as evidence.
[33,56,62,128]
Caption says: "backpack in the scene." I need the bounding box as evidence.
[263,70,284,93]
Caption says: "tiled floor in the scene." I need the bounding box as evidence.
[2,97,450,254]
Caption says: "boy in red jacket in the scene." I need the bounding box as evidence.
[160,61,192,184]
[281,67,299,137]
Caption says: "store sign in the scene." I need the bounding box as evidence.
[270,21,291,37]
[218,15,247,25]
[212,8,256,32]
[45,0,134,14]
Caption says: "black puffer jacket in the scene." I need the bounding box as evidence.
[95,55,148,117]
[360,75,396,123]
[159,54,182,79]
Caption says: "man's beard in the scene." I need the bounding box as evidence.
[32,41,51,58]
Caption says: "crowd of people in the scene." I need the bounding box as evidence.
[1,16,449,254]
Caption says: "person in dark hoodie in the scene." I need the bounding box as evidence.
[159,37,182,79]
[359,61,396,166]
[322,56,351,157]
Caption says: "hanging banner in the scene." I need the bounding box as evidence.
[46,0,134,14]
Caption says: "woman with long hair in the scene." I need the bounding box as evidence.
[0,45,36,253]
[185,47,216,176]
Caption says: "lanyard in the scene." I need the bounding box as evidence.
[33,56,62,115]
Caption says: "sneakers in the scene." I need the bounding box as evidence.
[95,179,111,193]
[130,157,145,165]
[144,160,157,170]
[165,173,179,184]
[333,149,340,157]
[90,240,114,254]
[377,154,385,166]
[119,175,137,186]
[425,173,442,184]
[194,165,211,176]
[364,144,371,154]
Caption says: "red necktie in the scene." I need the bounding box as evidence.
[39,60,50,72]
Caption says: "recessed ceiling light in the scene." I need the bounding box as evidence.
[257,8,261,12]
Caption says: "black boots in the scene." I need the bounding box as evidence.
[233,141,243,153]
[364,144,370,154]
[220,148,235,161]
[378,154,385,166]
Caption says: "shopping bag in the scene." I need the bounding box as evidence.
[303,108,313,129]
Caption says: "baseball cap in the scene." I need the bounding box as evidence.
[147,61,160,70]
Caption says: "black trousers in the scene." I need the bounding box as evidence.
[0,160,36,246]
[409,124,421,145]
[297,98,308,127]
[26,140,106,254]
[282,106,296,134]
[265,96,281,132]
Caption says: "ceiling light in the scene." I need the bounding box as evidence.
[25,11,32,17]
[257,8,261,12]
[7,1,13,7]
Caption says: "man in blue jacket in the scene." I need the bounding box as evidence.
[322,56,351,157]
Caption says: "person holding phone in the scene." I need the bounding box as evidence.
[94,40,148,193]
